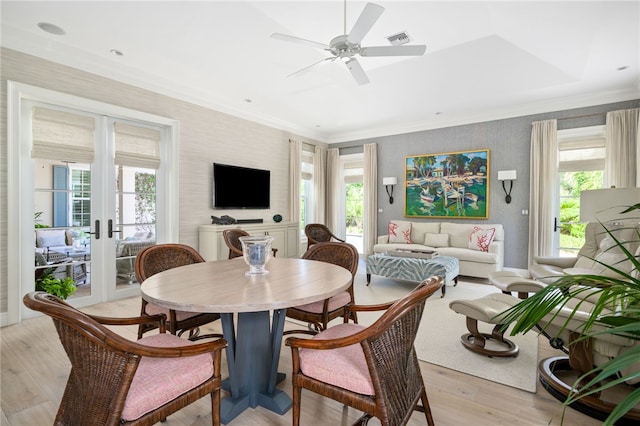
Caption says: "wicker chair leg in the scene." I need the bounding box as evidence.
[292,381,302,426]
[352,413,372,425]
[418,388,435,426]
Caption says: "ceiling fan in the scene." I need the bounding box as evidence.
[271,2,426,85]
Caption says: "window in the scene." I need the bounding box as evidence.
[556,126,605,256]
[71,168,91,227]
[300,149,315,231]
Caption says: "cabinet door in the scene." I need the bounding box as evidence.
[264,229,286,257]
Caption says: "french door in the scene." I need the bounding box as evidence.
[9,83,178,322]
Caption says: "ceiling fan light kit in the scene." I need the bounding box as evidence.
[271,2,427,85]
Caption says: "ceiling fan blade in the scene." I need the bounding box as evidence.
[360,45,427,57]
[271,33,329,50]
[287,57,335,78]
[347,3,385,45]
[345,58,369,85]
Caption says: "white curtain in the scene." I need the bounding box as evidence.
[313,145,326,224]
[326,148,340,232]
[528,119,558,265]
[289,139,301,227]
[363,143,377,257]
[605,108,640,188]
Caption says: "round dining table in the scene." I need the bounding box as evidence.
[140,256,353,424]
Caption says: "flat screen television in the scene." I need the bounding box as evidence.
[213,163,270,209]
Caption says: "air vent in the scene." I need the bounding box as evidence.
[386,31,411,46]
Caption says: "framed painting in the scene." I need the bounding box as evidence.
[405,149,489,219]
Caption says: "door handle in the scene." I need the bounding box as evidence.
[87,220,100,240]
[553,217,559,233]
[108,219,123,239]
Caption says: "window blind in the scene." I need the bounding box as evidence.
[31,107,95,162]
[114,122,161,169]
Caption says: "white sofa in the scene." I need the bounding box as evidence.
[374,220,504,278]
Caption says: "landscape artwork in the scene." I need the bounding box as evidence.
[405,149,489,219]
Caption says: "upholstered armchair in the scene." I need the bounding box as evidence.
[530,222,640,284]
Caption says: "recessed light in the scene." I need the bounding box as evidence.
[37,22,65,35]
[617,65,629,71]
[435,112,443,115]
[244,99,252,103]
[110,49,124,56]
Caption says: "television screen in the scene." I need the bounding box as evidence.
[213,163,270,209]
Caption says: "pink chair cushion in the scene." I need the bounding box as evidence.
[291,291,351,314]
[299,323,373,395]
[121,333,214,421]
[145,301,202,321]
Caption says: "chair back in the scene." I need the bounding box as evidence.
[362,277,441,424]
[301,241,359,281]
[222,229,250,259]
[23,292,142,425]
[305,224,345,248]
[135,243,205,283]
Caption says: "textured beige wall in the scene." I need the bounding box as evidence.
[0,47,320,315]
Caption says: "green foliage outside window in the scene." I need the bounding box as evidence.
[346,183,363,234]
[559,170,602,254]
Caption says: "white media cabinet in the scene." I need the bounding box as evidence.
[198,222,300,261]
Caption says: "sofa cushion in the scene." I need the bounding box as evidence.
[35,229,67,248]
[388,221,412,244]
[468,226,496,252]
[438,247,498,264]
[424,232,449,247]
[410,222,441,244]
[440,222,504,248]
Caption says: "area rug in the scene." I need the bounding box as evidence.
[352,272,539,393]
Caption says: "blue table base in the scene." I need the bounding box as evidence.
[219,309,292,424]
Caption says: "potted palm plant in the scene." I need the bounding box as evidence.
[500,203,640,425]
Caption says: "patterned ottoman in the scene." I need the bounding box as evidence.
[366,254,459,297]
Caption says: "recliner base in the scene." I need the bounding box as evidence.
[539,356,640,425]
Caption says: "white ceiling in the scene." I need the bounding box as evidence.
[2,1,639,143]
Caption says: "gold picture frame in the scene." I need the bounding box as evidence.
[405,149,489,219]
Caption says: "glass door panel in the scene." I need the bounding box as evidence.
[34,160,94,300]
[114,165,157,289]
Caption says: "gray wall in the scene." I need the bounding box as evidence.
[333,100,640,269]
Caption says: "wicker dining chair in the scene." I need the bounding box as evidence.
[23,291,227,426]
[222,228,277,259]
[286,276,442,426]
[285,241,359,334]
[135,243,221,339]
[304,223,346,250]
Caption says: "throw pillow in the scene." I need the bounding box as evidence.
[468,226,496,252]
[388,221,412,244]
[424,232,449,247]
[35,229,67,248]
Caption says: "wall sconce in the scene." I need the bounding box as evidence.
[383,177,397,204]
[497,170,517,204]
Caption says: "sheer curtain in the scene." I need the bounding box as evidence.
[528,119,558,265]
[289,139,301,227]
[605,108,640,188]
[326,148,340,233]
[363,143,377,257]
[313,145,326,224]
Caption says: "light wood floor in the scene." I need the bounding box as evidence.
[1,292,603,426]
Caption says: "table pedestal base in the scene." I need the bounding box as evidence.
[220,309,291,424]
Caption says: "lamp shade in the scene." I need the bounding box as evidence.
[383,177,397,186]
[497,170,517,181]
[580,188,640,223]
